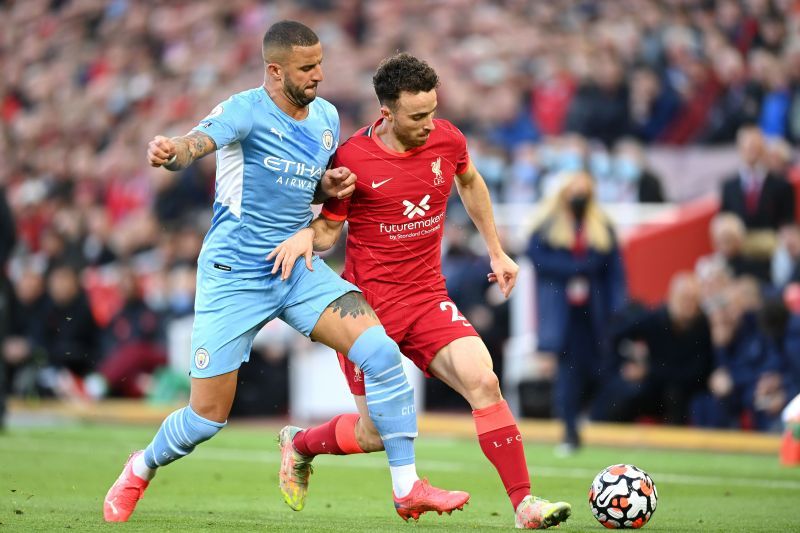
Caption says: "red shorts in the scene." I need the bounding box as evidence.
[337,291,479,395]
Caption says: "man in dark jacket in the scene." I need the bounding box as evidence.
[720,125,795,231]
[592,273,714,424]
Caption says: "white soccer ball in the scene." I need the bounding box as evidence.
[588,464,658,529]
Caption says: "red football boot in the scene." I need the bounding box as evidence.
[103,451,150,522]
[393,478,470,521]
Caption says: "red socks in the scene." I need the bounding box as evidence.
[473,400,531,510]
[294,402,531,511]
[292,414,365,457]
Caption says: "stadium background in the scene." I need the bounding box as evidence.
[1,0,800,450]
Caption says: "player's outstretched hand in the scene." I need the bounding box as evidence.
[320,167,356,200]
[267,227,315,281]
[487,252,519,298]
[147,135,177,167]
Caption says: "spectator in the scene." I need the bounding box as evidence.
[772,223,800,287]
[2,268,46,399]
[86,266,167,399]
[37,264,100,399]
[763,136,794,177]
[784,284,800,397]
[696,212,772,283]
[593,272,713,425]
[609,137,667,203]
[694,278,786,431]
[565,53,629,147]
[627,66,680,143]
[720,125,795,232]
[700,46,761,144]
[525,171,627,453]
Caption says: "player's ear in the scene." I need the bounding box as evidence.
[379,104,392,122]
[267,62,283,82]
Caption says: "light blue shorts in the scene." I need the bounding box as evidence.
[189,255,358,378]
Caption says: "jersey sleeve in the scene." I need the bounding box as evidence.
[192,95,253,148]
[453,124,470,175]
[321,148,352,220]
[320,195,351,221]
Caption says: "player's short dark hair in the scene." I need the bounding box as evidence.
[262,20,319,62]
[373,53,440,109]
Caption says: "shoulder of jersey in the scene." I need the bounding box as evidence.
[432,118,462,138]
[338,125,373,151]
[311,96,338,118]
[222,88,261,112]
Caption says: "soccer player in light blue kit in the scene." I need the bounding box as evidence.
[103,21,469,523]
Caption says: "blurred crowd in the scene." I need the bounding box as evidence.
[1,0,800,430]
[526,125,799,451]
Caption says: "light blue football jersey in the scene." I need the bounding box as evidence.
[191,87,339,277]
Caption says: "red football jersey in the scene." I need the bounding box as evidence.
[322,118,470,305]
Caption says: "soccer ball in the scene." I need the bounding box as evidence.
[588,464,657,529]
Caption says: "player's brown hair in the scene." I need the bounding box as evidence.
[262,20,319,63]
[373,53,440,109]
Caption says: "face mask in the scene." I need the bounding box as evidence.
[558,150,584,172]
[569,195,590,219]
[616,157,642,183]
[590,152,612,178]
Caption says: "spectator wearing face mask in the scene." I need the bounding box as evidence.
[612,138,666,203]
[525,171,627,454]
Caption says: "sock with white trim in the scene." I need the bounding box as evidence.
[347,326,417,468]
[142,406,226,469]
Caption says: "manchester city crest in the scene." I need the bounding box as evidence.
[194,348,210,370]
[322,129,334,151]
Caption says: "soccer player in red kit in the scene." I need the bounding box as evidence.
[269,53,571,528]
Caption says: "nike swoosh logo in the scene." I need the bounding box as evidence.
[371,178,392,188]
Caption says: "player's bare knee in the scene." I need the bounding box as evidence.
[466,370,502,407]
[189,399,229,424]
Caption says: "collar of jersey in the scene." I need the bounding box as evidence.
[262,86,312,123]
[369,118,426,158]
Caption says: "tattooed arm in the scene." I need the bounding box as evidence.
[146,131,217,171]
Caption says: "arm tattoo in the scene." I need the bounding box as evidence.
[327,292,378,320]
[166,132,216,170]
[186,131,216,160]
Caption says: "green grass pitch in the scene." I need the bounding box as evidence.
[1,424,799,531]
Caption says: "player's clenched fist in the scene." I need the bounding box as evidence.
[320,166,357,199]
[147,135,177,167]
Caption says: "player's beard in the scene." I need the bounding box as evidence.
[284,78,317,107]
[393,123,430,149]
